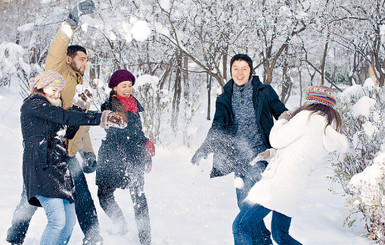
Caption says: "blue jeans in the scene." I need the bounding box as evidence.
[36,196,76,245]
[233,203,302,245]
[236,161,272,245]
[7,157,102,245]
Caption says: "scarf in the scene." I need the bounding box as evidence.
[115,94,137,114]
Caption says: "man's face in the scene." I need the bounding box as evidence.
[69,51,88,76]
[231,60,251,86]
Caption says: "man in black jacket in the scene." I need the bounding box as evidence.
[192,54,288,245]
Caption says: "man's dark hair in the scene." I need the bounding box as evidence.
[67,45,87,58]
[230,54,253,73]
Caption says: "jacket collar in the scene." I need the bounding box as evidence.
[68,68,83,85]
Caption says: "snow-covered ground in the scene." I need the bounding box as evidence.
[0,87,371,244]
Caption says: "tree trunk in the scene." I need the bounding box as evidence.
[171,51,182,132]
[320,31,330,85]
[183,54,189,100]
[280,46,292,103]
[207,73,212,121]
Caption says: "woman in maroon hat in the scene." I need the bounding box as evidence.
[96,69,155,245]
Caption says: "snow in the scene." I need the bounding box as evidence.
[136,74,159,90]
[350,96,375,118]
[159,0,171,11]
[0,86,371,245]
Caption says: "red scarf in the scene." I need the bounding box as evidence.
[115,94,137,114]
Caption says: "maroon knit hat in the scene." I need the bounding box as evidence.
[108,69,136,88]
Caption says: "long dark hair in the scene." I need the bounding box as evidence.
[290,103,342,133]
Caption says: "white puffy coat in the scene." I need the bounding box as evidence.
[245,110,348,217]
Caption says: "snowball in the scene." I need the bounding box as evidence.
[81,23,89,32]
[131,20,151,42]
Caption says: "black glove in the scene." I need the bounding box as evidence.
[82,152,97,173]
[67,0,96,27]
[191,146,209,165]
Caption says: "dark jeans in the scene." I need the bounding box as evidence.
[97,180,151,245]
[67,156,102,244]
[235,161,272,245]
[233,203,302,245]
[6,188,37,244]
[7,157,102,244]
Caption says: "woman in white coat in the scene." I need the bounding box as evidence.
[232,86,348,245]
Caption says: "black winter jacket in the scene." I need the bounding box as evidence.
[20,94,101,206]
[198,76,287,178]
[96,95,150,189]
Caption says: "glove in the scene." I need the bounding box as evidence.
[66,0,96,27]
[145,162,152,173]
[100,110,127,129]
[191,146,209,165]
[72,86,93,110]
[145,140,155,157]
[81,152,97,173]
[250,148,276,166]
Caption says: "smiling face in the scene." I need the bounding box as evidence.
[114,81,133,98]
[231,60,251,86]
[43,86,64,100]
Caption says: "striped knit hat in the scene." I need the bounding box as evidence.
[304,85,336,108]
[29,70,66,91]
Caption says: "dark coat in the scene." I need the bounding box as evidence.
[198,76,287,178]
[96,95,150,189]
[20,94,101,207]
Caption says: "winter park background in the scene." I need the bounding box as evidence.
[2,0,385,244]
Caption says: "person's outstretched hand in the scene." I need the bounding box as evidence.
[191,146,209,165]
[145,140,155,157]
[67,0,96,27]
[100,110,127,129]
[250,148,276,166]
[72,87,93,110]
[278,111,292,121]
[81,152,97,173]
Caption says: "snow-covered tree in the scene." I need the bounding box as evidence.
[333,78,385,242]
